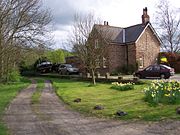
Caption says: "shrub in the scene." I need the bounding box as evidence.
[111,82,134,91]
[7,69,21,82]
[111,64,137,75]
[144,80,180,104]
[158,52,180,73]
[120,64,137,75]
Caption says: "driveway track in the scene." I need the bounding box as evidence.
[4,80,180,135]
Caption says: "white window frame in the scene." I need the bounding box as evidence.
[139,58,144,68]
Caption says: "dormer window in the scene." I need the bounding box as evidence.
[95,39,99,49]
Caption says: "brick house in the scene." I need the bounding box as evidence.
[93,7,161,74]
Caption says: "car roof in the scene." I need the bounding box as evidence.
[160,64,171,69]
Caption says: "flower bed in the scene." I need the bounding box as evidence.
[111,82,134,91]
[144,80,180,104]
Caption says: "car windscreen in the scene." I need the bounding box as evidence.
[65,64,73,68]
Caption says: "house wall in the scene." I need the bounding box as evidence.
[108,44,126,73]
[136,26,160,69]
[127,44,136,66]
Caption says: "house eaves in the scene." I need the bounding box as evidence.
[135,23,162,45]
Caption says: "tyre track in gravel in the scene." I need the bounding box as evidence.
[3,80,48,135]
[3,80,180,135]
[36,80,180,135]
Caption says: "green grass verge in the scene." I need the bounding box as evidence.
[31,78,44,104]
[0,78,30,135]
[53,79,180,121]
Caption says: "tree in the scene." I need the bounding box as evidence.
[69,13,111,85]
[0,0,51,81]
[155,0,180,52]
[45,49,65,63]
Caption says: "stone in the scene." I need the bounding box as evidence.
[73,98,81,103]
[176,107,180,114]
[94,105,104,110]
[116,110,128,116]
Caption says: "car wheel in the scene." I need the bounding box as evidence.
[160,74,165,79]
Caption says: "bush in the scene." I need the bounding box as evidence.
[111,82,134,91]
[120,64,137,75]
[7,69,21,82]
[144,80,180,104]
[158,52,180,73]
[111,64,137,75]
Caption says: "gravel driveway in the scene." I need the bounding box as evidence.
[3,80,180,135]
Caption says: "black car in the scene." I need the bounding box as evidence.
[134,64,175,79]
[52,63,61,73]
[58,64,79,75]
[36,62,52,73]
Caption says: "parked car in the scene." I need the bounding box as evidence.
[58,64,79,75]
[52,63,61,73]
[133,64,175,79]
[36,62,52,73]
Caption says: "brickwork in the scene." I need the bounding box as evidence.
[127,44,136,66]
[106,26,160,73]
[108,44,126,72]
[136,27,160,69]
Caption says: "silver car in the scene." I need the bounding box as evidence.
[58,64,79,75]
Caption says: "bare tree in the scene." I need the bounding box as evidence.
[0,0,52,81]
[155,0,180,52]
[69,13,111,85]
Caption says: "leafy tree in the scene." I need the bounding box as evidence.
[0,0,51,82]
[45,49,65,63]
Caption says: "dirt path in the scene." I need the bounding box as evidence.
[4,80,180,135]
[3,81,46,135]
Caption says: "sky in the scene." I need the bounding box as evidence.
[41,0,180,50]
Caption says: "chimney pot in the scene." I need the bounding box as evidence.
[142,7,150,25]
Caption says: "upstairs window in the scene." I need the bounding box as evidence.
[95,57,100,68]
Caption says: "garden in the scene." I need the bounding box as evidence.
[53,79,180,121]
[0,77,179,135]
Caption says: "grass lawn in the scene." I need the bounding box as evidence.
[0,78,30,135]
[53,79,180,121]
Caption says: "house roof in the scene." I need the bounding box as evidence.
[94,23,161,45]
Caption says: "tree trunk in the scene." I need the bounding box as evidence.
[91,69,96,85]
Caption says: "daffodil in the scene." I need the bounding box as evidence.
[164,93,170,97]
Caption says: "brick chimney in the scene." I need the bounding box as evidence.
[142,7,150,25]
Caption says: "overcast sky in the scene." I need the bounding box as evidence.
[42,0,180,50]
